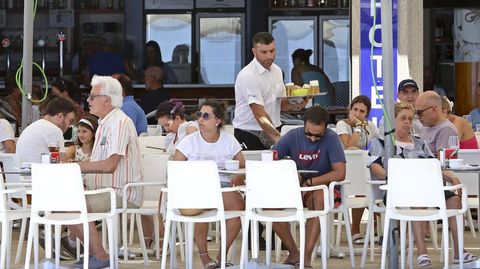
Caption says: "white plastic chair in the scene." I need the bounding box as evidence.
[457,149,480,233]
[0,153,31,264]
[138,136,166,154]
[147,125,163,136]
[161,160,243,269]
[379,158,467,269]
[0,167,30,269]
[24,163,117,269]
[242,150,263,161]
[280,125,302,136]
[239,160,330,269]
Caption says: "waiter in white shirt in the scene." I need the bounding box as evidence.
[233,32,309,150]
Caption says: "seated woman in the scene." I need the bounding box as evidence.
[336,95,379,243]
[156,100,198,153]
[173,101,245,268]
[369,102,476,267]
[65,114,98,162]
[441,96,479,149]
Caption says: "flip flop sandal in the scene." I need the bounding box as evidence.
[294,263,313,269]
[204,260,219,269]
[417,254,432,267]
[352,233,365,244]
[453,252,479,264]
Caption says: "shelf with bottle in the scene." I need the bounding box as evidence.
[269,0,349,10]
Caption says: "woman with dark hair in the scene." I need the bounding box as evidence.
[173,101,245,268]
[156,100,198,152]
[291,48,336,105]
[144,41,178,84]
[65,114,98,162]
[336,95,379,150]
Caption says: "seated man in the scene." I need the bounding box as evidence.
[16,97,75,163]
[272,106,346,268]
[70,75,143,269]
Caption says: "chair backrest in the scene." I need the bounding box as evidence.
[245,160,303,210]
[344,150,371,197]
[142,153,171,202]
[31,163,87,213]
[147,125,162,136]
[167,160,224,211]
[0,153,21,184]
[242,150,263,161]
[223,124,235,135]
[280,125,302,136]
[387,158,446,209]
[138,136,166,154]
[455,149,480,196]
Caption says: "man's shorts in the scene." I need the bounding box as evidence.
[86,192,138,213]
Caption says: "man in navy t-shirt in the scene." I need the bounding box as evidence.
[272,105,346,267]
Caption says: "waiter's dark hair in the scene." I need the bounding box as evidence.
[303,105,329,126]
[252,32,274,47]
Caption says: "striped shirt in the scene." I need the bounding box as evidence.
[87,108,143,207]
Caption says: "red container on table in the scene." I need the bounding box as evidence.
[50,152,60,163]
[272,149,278,160]
[445,148,458,159]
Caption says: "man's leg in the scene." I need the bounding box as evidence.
[446,195,462,259]
[272,222,299,264]
[303,190,326,267]
[69,222,109,260]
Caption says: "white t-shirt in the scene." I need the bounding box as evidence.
[233,57,285,131]
[16,119,65,163]
[0,119,14,153]
[165,120,198,153]
[176,130,242,183]
[336,120,379,149]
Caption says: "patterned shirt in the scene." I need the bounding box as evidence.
[86,108,143,207]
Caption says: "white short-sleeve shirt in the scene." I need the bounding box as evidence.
[87,108,143,207]
[0,119,14,153]
[16,119,65,163]
[233,58,285,131]
[176,131,242,183]
[336,120,379,149]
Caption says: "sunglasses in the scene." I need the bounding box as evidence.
[415,106,433,117]
[305,131,324,139]
[196,111,215,121]
[87,93,108,101]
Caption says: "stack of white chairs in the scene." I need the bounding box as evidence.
[379,158,467,269]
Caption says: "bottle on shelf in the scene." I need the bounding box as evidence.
[282,0,288,8]
[341,0,349,8]
[317,0,325,8]
[307,0,314,7]
[298,0,306,7]
[435,17,444,41]
[119,0,124,9]
[289,0,297,7]
[106,0,113,9]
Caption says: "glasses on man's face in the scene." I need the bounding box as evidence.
[305,131,324,140]
[87,93,108,101]
[415,106,433,118]
[196,111,214,121]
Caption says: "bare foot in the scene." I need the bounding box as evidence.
[283,251,300,265]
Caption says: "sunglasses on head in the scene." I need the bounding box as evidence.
[305,131,324,138]
[196,111,214,120]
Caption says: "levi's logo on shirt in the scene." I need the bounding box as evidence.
[298,150,321,162]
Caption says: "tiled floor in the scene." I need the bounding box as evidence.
[11,224,480,268]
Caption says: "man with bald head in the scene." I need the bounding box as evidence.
[140,66,170,118]
[416,91,458,153]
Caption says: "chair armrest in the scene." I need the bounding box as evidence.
[221,186,244,193]
[379,185,388,190]
[85,188,116,216]
[367,180,386,185]
[300,184,330,211]
[329,180,350,210]
[161,187,168,193]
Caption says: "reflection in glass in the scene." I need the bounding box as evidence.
[270,18,316,83]
[146,14,192,83]
[198,16,243,84]
[322,19,350,82]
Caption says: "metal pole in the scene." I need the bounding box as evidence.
[57,31,66,78]
[381,0,398,268]
[21,0,34,132]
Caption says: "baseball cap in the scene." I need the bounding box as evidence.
[397,79,419,92]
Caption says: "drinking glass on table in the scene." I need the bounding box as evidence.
[48,141,60,163]
[448,136,459,149]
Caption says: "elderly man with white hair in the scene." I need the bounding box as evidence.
[68,75,143,269]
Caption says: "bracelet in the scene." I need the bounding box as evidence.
[354,127,362,133]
